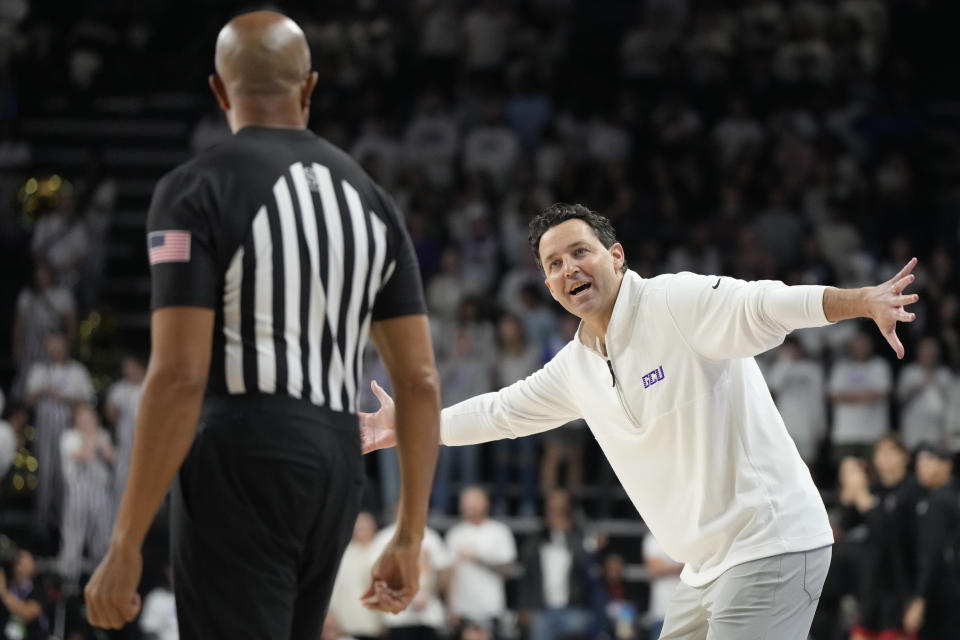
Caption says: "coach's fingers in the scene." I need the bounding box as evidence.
[884,328,905,360]
[888,257,917,285]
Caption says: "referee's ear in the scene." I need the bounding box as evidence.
[209,73,230,114]
[300,71,318,118]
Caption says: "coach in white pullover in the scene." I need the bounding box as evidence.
[361,203,920,639]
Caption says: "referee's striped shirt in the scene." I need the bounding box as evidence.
[145,126,426,414]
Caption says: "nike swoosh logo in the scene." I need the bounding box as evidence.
[712,278,721,289]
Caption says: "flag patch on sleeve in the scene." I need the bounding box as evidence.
[148,230,191,264]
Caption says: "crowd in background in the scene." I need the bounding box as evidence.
[0,0,959,638]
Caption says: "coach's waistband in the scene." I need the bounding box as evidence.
[201,393,359,433]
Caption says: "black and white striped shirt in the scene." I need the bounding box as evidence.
[146,126,425,414]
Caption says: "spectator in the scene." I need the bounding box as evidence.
[462,103,521,190]
[896,336,952,451]
[57,403,114,581]
[24,331,94,537]
[11,261,77,400]
[904,444,960,638]
[30,193,88,291]
[0,550,49,639]
[140,564,178,640]
[767,337,826,466]
[431,331,489,515]
[329,512,384,640]
[0,404,28,483]
[829,330,892,464]
[445,487,516,630]
[426,247,465,325]
[517,489,591,640]
[462,0,512,74]
[642,534,683,640]
[594,551,642,640]
[104,353,145,513]
[372,512,452,639]
[491,313,541,517]
[402,93,459,188]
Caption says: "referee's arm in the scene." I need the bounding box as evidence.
[370,313,440,541]
[86,306,214,628]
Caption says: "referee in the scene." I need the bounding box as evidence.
[84,10,440,639]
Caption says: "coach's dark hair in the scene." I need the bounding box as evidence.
[528,203,626,274]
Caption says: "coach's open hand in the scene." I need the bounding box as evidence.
[359,380,397,454]
[863,257,920,359]
[361,536,421,614]
[84,540,142,629]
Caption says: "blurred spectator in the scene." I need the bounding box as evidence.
[0,402,15,478]
[462,0,512,74]
[329,512,384,640]
[57,403,114,581]
[432,331,489,514]
[642,534,683,640]
[711,96,764,170]
[402,93,459,188]
[0,403,28,486]
[904,444,960,638]
[11,261,77,399]
[594,552,642,640]
[0,550,49,640]
[30,193,89,291]
[767,337,826,466]
[846,437,923,640]
[462,102,520,191]
[372,513,452,639]
[140,564,178,640]
[516,489,591,640]
[896,337,952,451]
[829,331,892,464]
[540,315,587,499]
[24,331,94,536]
[491,313,540,517]
[351,117,401,190]
[104,353,145,513]
[445,487,516,630]
[427,247,465,324]
[75,152,117,312]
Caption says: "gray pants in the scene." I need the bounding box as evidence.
[659,546,831,640]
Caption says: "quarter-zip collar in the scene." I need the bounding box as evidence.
[576,270,643,358]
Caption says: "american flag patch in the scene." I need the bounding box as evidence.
[148,230,191,264]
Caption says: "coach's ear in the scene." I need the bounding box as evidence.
[209,74,230,113]
[610,242,625,274]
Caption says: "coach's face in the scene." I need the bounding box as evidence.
[540,219,625,326]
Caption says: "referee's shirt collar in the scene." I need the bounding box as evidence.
[235,125,317,140]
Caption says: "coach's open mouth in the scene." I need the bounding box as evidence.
[570,282,592,296]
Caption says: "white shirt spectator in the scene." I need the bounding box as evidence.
[829,356,892,446]
[350,122,401,188]
[32,212,89,288]
[446,518,517,622]
[713,113,764,167]
[402,111,459,188]
[462,124,520,188]
[419,0,461,57]
[372,524,452,630]
[463,5,510,70]
[897,363,952,450]
[329,535,384,637]
[0,418,15,478]
[643,535,682,622]
[140,585,179,640]
[541,531,573,608]
[767,348,826,463]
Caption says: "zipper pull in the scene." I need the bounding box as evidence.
[607,360,616,387]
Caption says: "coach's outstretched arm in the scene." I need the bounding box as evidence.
[85,307,215,629]
[360,350,577,454]
[363,314,441,613]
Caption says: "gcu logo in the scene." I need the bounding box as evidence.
[643,365,665,389]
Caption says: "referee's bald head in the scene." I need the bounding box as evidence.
[209,11,318,131]
[215,11,310,95]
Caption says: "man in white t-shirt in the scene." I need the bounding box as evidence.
[767,337,826,465]
[643,534,683,639]
[329,512,385,640]
[361,204,920,639]
[444,487,516,630]
[829,330,893,462]
[896,336,952,451]
[372,514,452,639]
[104,353,145,513]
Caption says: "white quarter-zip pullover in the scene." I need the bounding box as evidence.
[441,271,834,586]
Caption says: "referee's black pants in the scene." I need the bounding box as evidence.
[171,394,365,640]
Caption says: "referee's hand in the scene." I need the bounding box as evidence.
[361,537,421,614]
[359,380,397,454]
[84,541,142,629]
